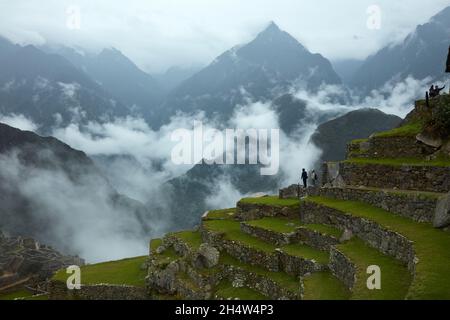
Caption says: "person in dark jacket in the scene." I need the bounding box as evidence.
[301,169,308,188]
[429,85,436,98]
[435,85,446,96]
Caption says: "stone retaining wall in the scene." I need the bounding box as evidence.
[161,234,197,258]
[329,247,356,290]
[147,259,213,300]
[338,162,450,193]
[223,240,280,272]
[279,185,320,199]
[201,227,326,277]
[300,202,416,272]
[296,227,340,251]
[236,202,300,221]
[318,187,441,224]
[277,250,326,277]
[48,280,148,300]
[221,264,302,300]
[240,223,299,246]
[347,137,436,159]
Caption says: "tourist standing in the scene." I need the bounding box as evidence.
[301,169,308,188]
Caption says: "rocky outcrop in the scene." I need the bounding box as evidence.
[195,244,220,269]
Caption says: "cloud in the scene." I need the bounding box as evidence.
[0,150,152,262]
[292,76,432,118]
[205,177,246,211]
[0,114,39,131]
[1,0,449,72]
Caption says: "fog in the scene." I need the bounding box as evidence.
[0,151,150,262]
[1,0,449,72]
[0,73,430,262]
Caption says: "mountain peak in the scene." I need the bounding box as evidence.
[266,21,280,31]
[430,5,450,26]
[259,21,283,36]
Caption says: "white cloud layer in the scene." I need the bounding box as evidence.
[0,0,448,72]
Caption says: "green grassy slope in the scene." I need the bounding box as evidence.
[307,196,450,299]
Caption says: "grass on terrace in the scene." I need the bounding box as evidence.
[0,289,34,300]
[245,216,342,239]
[306,196,450,299]
[203,219,277,253]
[203,208,236,220]
[245,217,301,233]
[281,244,329,265]
[52,256,148,287]
[214,280,268,300]
[302,224,343,238]
[302,271,351,300]
[239,196,300,207]
[203,219,329,265]
[219,252,300,293]
[346,157,450,167]
[350,138,369,144]
[150,238,163,252]
[344,186,444,200]
[338,238,411,300]
[373,121,423,138]
[171,230,203,250]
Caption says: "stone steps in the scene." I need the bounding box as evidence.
[317,186,449,227]
[149,235,303,300]
[218,252,301,300]
[330,238,411,300]
[303,196,450,299]
[150,232,301,299]
[240,217,302,246]
[241,216,343,251]
[201,219,328,277]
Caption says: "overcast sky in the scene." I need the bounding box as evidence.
[1,0,449,73]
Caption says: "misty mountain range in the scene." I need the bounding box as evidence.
[350,6,450,93]
[2,7,449,129]
[0,7,449,261]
